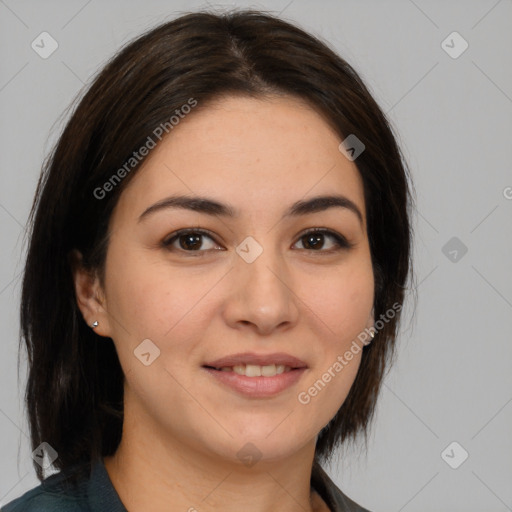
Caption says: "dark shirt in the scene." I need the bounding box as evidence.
[1,458,370,511]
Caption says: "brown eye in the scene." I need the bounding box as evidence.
[293,229,352,251]
[163,229,222,253]
[162,227,352,255]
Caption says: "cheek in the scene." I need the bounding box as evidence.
[102,253,211,399]
[296,349,362,440]
[306,264,374,338]
[102,248,229,393]
[296,262,372,420]
[104,247,209,339]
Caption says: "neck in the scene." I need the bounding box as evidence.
[103,400,327,512]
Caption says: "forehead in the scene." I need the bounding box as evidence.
[114,94,365,224]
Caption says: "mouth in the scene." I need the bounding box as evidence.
[202,352,308,374]
[202,363,300,377]
[201,353,308,397]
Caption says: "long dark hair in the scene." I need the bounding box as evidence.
[20,8,414,483]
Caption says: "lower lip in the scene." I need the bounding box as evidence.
[202,367,307,398]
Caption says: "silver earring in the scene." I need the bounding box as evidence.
[91,321,99,329]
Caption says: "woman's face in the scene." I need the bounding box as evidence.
[89,95,374,464]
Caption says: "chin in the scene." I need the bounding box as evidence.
[218,428,314,465]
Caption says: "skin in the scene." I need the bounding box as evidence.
[74,94,375,512]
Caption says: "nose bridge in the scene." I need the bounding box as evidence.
[225,235,299,333]
[241,244,286,299]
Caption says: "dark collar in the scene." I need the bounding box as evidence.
[87,458,127,511]
[311,460,370,512]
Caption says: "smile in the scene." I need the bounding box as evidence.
[202,365,307,398]
[206,363,293,377]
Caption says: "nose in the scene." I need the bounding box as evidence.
[222,244,300,336]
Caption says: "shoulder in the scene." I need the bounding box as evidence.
[1,468,89,512]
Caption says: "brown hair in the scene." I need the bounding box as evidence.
[20,8,414,483]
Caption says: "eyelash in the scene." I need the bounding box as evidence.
[162,227,354,255]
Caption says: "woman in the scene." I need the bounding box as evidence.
[3,8,413,512]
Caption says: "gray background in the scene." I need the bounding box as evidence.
[1,1,511,511]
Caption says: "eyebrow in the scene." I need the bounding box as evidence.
[138,194,364,225]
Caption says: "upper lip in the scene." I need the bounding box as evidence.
[203,352,308,369]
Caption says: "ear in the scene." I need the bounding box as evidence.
[70,249,113,338]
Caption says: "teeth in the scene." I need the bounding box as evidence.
[223,364,291,377]
[261,364,278,377]
[244,364,261,377]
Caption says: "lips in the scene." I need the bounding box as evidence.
[202,357,308,397]
[203,352,308,370]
